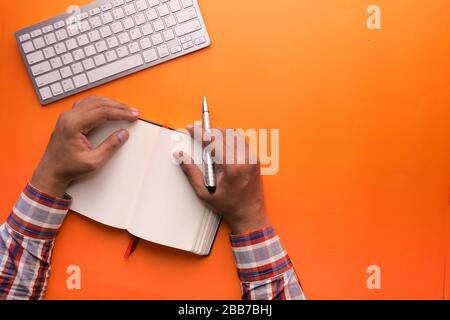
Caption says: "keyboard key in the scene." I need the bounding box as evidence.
[77,34,89,46]
[88,29,101,42]
[123,17,135,29]
[107,36,120,48]
[151,33,163,45]
[71,62,84,74]
[146,9,158,21]
[182,41,194,50]
[165,15,177,27]
[124,3,137,16]
[50,57,63,69]
[87,54,144,83]
[62,79,75,92]
[102,3,113,11]
[31,29,42,38]
[62,52,74,65]
[181,0,193,8]
[175,19,201,37]
[169,0,182,12]
[60,66,73,78]
[176,7,197,23]
[90,16,102,29]
[170,45,182,54]
[130,28,142,40]
[43,25,54,33]
[33,37,46,49]
[54,21,66,29]
[94,54,107,66]
[43,47,56,59]
[50,82,64,96]
[111,22,124,33]
[113,0,125,6]
[89,7,101,16]
[84,44,96,57]
[73,73,89,88]
[134,13,146,25]
[66,38,78,50]
[128,42,140,54]
[194,36,206,45]
[105,50,118,62]
[19,33,31,42]
[39,86,52,100]
[73,49,86,61]
[148,0,160,7]
[134,0,147,11]
[79,21,91,32]
[82,58,95,70]
[163,29,175,41]
[31,61,51,76]
[55,42,67,54]
[22,41,34,54]
[36,70,61,87]
[26,50,44,64]
[95,41,107,53]
[143,48,158,63]
[100,26,112,38]
[157,44,169,58]
[67,25,80,37]
[117,46,129,58]
[118,32,131,44]
[141,24,153,35]
[158,5,170,17]
[140,37,152,49]
[101,12,114,24]
[153,20,164,32]
[55,29,68,41]
[112,8,125,20]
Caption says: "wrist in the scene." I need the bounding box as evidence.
[31,165,69,198]
[228,205,269,235]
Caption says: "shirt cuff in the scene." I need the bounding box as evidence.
[230,226,293,282]
[6,183,72,240]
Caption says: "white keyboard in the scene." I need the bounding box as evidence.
[15,0,211,105]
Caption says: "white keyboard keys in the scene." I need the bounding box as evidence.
[101,12,114,24]
[35,70,61,87]
[117,46,129,58]
[50,57,63,69]
[43,47,56,59]
[82,58,96,70]
[143,48,158,62]
[170,45,182,54]
[158,4,170,17]
[50,82,64,96]
[31,29,42,38]
[124,3,137,16]
[182,41,194,50]
[62,79,75,92]
[169,0,182,12]
[62,53,74,65]
[22,41,34,54]
[39,87,53,100]
[94,54,107,66]
[181,0,193,8]
[33,37,46,49]
[175,19,201,37]
[130,28,142,40]
[151,33,163,45]
[65,38,78,51]
[19,33,31,42]
[153,20,165,32]
[141,24,153,36]
[71,62,84,74]
[55,29,68,41]
[146,9,158,21]
[176,7,197,23]
[60,66,73,78]
[128,42,140,54]
[26,50,44,64]
[31,61,51,76]
[106,50,118,62]
[194,36,206,45]
[140,37,152,49]
[157,44,170,58]
[73,74,89,88]
[100,26,112,38]
[95,41,108,53]
[135,0,148,11]
[87,54,143,83]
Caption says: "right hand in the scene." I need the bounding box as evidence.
[175,124,269,235]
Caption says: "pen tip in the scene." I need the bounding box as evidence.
[202,95,208,112]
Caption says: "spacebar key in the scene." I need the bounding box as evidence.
[87,54,144,83]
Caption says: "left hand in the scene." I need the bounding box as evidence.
[31,96,139,197]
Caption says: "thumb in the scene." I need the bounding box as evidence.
[174,151,209,200]
[93,129,129,165]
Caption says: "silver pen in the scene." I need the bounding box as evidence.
[202,95,216,193]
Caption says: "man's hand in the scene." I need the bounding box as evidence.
[175,124,269,234]
[31,96,139,197]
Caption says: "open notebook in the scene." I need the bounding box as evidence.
[67,119,221,256]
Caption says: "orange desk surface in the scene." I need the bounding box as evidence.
[0,0,449,299]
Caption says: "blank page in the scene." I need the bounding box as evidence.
[68,121,158,229]
[127,127,211,252]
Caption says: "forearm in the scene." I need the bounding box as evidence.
[230,226,305,300]
[0,184,71,300]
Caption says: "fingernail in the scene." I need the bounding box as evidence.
[186,124,194,129]
[116,130,129,143]
[131,110,140,117]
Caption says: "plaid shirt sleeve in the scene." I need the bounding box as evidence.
[0,184,71,300]
[230,226,305,300]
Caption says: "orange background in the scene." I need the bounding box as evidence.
[0,0,449,299]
